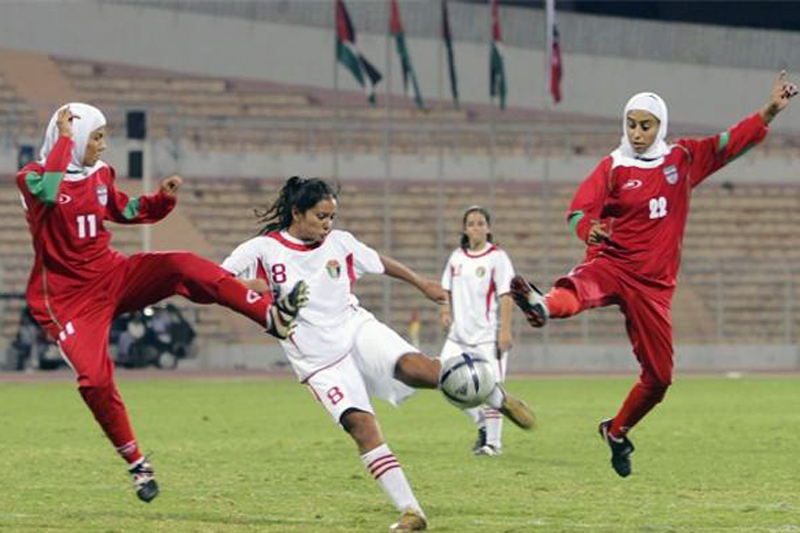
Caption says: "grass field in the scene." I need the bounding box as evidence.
[1,373,798,532]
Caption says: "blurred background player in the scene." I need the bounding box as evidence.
[222,176,535,531]
[511,71,798,478]
[440,206,517,456]
[16,103,304,503]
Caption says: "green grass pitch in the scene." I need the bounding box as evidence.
[1,374,798,532]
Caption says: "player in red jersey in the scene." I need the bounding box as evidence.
[17,103,307,502]
[511,72,797,477]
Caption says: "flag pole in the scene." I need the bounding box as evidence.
[436,0,446,347]
[383,9,393,323]
[333,2,340,181]
[488,0,497,214]
[542,0,554,356]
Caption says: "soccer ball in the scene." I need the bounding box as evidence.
[439,352,497,408]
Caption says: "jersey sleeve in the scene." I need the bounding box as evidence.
[494,250,515,295]
[441,252,456,291]
[16,136,72,206]
[342,232,384,277]
[567,156,613,242]
[221,237,264,279]
[105,169,177,224]
[677,113,769,188]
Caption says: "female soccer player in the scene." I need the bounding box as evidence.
[222,177,534,531]
[511,72,798,477]
[17,103,305,503]
[440,206,516,456]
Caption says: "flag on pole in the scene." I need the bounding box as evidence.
[441,0,459,107]
[389,0,424,109]
[335,0,382,105]
[489,0,507,110]
[546,0,563,104]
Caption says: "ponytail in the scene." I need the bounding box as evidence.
[256,176,338,234]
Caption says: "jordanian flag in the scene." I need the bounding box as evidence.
[441,0,459,107]
[546,0,563,103]
[336,0,382,105]
[489,0,507,110]
[389,0,424,109]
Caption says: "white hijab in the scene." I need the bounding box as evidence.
[39,103,107,175]
[611,92,670,168]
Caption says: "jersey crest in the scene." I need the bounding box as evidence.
[96,184,108,206]
[326,259,341,279]
[475,266,486,278]
[664,165,678,185]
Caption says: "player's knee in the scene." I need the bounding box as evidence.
[78,371,114,390]
[644,375,671,401]
[341,409,380,446]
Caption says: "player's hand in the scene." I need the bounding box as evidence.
[266,280,309,340]
[762,70,798,123]
[56,107,78,138]
[497,329,512,352]
[586,220,611,246]
[420,280,448,305]
[440,306,452,329]
[159,174,183,197]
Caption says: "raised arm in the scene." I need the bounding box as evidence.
[105,174,181,224]
[18,108,74,206]
[381,254,447,305]
[683,71,797,188]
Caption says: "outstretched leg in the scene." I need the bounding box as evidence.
[116,252,270,327]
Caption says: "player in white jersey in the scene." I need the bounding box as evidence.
[440,206,516,456]
[222,177,535,532]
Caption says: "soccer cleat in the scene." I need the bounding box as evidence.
[472,426,487,454]
[474,444,502,457]
[389,509,427,531]
[598,419,635,478]
[266,280,309,339]
[498,388,535,430]
[510,275,549,328]
[129,458,159,503]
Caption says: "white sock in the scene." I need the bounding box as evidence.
[361,443,424,516]
[464,406,485,427]
[484,384,505,410]
[485,408,503,448]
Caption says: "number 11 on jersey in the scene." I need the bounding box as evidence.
[76,214,97,238]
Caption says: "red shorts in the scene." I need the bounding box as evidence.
[555,257,674,387]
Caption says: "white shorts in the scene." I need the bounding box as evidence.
[440,338,507,382]
[303,318,417,424]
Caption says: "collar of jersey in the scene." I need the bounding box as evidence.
[461,244,496,258]
[266,230,325,251]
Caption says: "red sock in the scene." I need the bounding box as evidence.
[544,287,582,318]
[79,383,143,464]
[214,275,270,328]
[609,381,669,437]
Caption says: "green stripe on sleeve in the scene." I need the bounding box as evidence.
[717,131,730,154]
[568,210,585,239]
[122,196,141,220]
[25,171,63,205]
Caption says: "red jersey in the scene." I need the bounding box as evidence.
[567,113,768,289]
[17,135,176,319]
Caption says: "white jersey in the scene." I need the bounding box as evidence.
[222,229,385,379]
[441,244,514,346]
